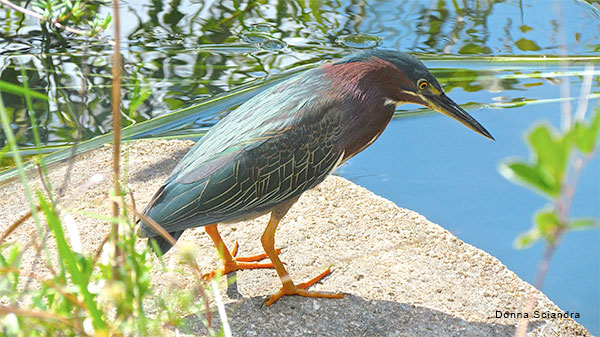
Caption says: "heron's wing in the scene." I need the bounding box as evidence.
[167,69,333,183]
[139,71,345,237]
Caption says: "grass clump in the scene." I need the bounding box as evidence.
[0,51,226,337]
[0,179,225,336]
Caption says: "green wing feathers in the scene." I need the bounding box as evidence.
[138,70,346,238]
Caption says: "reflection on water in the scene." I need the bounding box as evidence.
[1,0,599,150]
[0,0,599,333]
[336,33,382,48]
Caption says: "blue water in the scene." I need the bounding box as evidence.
[338,62,600,333]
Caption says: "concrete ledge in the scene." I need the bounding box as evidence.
[0,140,591,336]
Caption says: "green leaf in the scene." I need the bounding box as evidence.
[568,218,598,230]
[515,38,542,51]
[535,209,562,244]
[103,14,112,29]
[38,193,107,332]
[128,87,152,117]
[536,209,560,232]
[0,81,49,101]
[499,161,560,197]
[570,109,600,154]
[514,229,540,249]
[528,124,569,180]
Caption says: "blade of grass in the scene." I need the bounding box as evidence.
[211,279,232,337]
[37,193,108,333]
[20,63,53,196]
[0,210,34,244]
[0,81,49,101]
[0,92,54,270]
[0,305,89,336]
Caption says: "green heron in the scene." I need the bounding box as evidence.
[137,50,493,305]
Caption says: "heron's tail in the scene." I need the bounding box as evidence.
[148,230,185,255]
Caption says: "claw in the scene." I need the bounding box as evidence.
[265,267,344,306]
[202,240,283,281]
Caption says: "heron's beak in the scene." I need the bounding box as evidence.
[427,94,494,140]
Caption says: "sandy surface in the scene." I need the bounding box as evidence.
[0,139,591,337]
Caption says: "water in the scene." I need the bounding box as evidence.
[337,61,600,333]
[1,0,599,333]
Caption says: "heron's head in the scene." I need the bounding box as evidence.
[334,50,494,140]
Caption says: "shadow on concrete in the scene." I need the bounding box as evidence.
[180,293,545,337]
[129,147,190,183]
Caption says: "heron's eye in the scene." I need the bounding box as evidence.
[418,79,429,91]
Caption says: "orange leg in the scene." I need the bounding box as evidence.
[202,224,280,280]
[260,199,344,306]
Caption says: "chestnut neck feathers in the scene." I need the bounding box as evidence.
[320,54,404,161]
[322,56,404,104]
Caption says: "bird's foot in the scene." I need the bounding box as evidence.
[265,268,344,306]
[230,240,282,263]
[202,241,281,280]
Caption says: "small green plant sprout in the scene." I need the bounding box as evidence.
[0,0,112,39]
[499,105,599,337]
[500,108,599,249]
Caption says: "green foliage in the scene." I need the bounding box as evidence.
[570,111,600,154]
[0,85,222,337]
[125,74,153,125]
[0,81,48,101]
[0,196,220,336]
[31,0,112,36]
[500,107,599,248]
[500,109,599,199]
[501,123,570,197]
[502,161,560,197]
[515,209,560,248]
[39,193,107,332]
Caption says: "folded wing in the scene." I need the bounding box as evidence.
[139,70,346,238]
